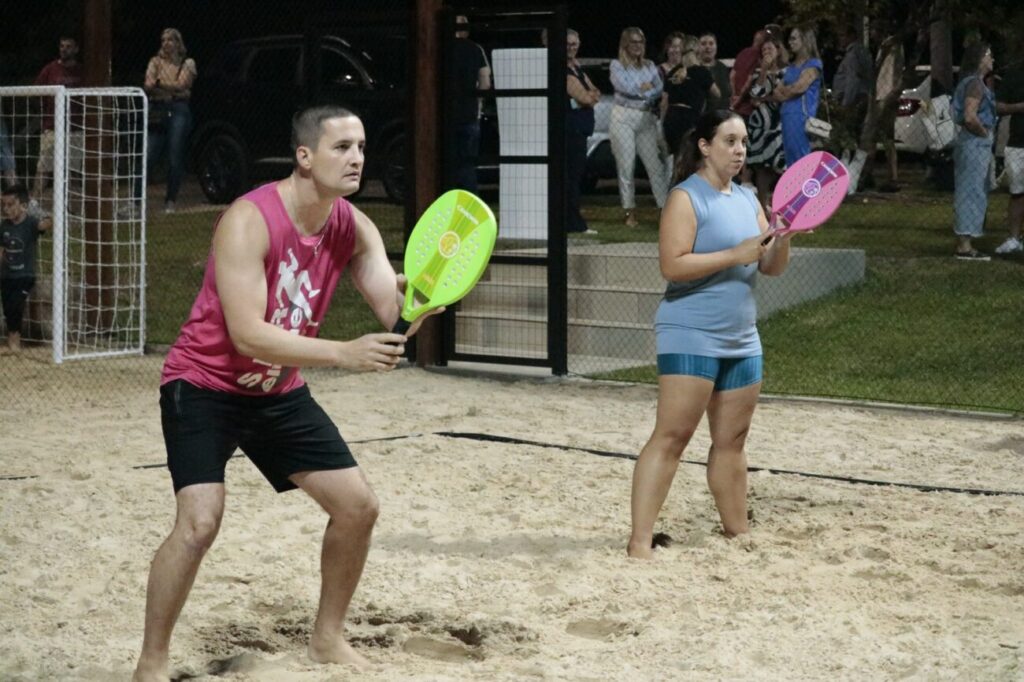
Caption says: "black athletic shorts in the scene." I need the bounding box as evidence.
[160,379,357,493]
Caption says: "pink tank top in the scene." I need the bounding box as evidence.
[161,181,356,395]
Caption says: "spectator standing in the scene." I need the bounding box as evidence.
[0,120,15,187]
[662,35,718,159]
[994,61,1024,256]
[832,25,872,108]
[774,27,823,166]
[730,29,768,118]
[831,24,873,166]
[952,43,1021,260]
[446,15,491,193]
[697,32,732,112]
[610,27,669,227]
[658,32,687,89]
[566,29,599,235]
[1,183,51,353]
[871,28,904,191]
[746,35,788,210]
[33,37,83,199]
[142,28,197,213]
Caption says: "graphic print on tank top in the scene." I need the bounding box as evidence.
[236,247,324,393]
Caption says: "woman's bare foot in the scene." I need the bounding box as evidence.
[308,636,370,668]
[131,661,169,682]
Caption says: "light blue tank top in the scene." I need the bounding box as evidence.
[655,174,763,356]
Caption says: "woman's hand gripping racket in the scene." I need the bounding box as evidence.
[392,189,497,334]
[766,151,849,241]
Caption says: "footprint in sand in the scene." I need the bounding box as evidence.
[403,635,483,661]
[565,619,635,640]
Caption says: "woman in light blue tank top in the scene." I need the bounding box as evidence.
[628,111,794,556]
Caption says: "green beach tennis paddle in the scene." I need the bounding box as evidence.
[392,189,497,334]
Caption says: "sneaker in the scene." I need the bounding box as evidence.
[163,201,176,214]
[954,249,991,261]
[994,237,1023,255]
[582,228,598,235]
[624,210,638,228]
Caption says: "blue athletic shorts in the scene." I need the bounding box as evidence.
[656,354,763,391]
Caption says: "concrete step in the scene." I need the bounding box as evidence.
[461,280,662,325]
[455,311,655,360]
[484,242,665,288]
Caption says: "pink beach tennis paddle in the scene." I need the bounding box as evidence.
[770,151,849,237]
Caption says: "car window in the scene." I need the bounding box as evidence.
[247,46,301,86]
[321,47,365,88]
[206,46,247,81]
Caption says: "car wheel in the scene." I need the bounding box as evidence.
[197,134,248,204]
[382,135,407,204]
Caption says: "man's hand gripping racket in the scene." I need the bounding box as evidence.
[392,189,497,335]
[764,151,850,243]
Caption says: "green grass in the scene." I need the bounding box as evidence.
[145,186,1024,413]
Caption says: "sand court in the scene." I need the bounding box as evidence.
[1,364,1022,680]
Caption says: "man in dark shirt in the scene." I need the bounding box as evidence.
[1,184,51,353]
[697,31,732,112]
[447,15,491,192]
[994,63,1024,255]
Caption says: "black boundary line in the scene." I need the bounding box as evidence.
[5,430,1023,498]
[433,431,1024,498]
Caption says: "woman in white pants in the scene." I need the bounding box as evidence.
[610,27,670,227]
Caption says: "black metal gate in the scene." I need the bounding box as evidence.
[437,6,569,374]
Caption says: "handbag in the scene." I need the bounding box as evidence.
[148,100,173,133]
[802,75,832,141]
[147,62,184,133]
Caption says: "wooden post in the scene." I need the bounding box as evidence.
[411,0,442,366]
[81,0,114,336]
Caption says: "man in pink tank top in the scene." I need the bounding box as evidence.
[134,106,435,680]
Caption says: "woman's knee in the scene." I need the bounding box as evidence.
[652,423,697,456]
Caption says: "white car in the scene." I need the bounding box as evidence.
[894,72,1009,158]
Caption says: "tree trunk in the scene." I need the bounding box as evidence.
[929,0,954,96]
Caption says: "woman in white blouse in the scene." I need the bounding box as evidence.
[609,27,669,227]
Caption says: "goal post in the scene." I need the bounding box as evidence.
[0,85,148,363]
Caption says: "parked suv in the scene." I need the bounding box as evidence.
[189,34,408,204]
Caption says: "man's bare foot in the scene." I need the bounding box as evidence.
[308,636,370,668]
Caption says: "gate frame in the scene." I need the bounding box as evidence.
[436,5,569,375]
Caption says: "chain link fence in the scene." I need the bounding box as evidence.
[1,1,1022,414]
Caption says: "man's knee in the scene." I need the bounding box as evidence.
[175,512,221,548]
[330,487,379,529]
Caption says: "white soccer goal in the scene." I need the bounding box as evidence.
[0,85,147,363]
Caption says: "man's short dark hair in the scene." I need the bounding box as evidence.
[699,31,717,40]
[290,105,357,158]
[1,183,30,206]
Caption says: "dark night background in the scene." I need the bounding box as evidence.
[0,1,786,86]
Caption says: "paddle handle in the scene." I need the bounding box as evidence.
[391,317,411,335]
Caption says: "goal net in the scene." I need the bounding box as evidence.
[0,86,147,363]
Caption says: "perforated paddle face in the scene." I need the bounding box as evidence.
[400,189,497,326]
[771,151,849,235]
